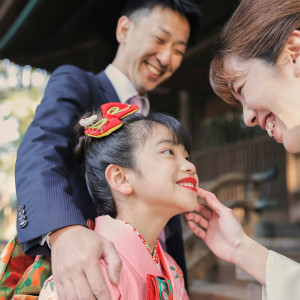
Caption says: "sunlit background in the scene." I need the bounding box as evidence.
[0,58,48,243]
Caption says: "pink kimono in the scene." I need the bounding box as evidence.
[39,215,188,300]
[95,216,188,300]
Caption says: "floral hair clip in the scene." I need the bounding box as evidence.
[79,114,97,127]
[80,102,140,138]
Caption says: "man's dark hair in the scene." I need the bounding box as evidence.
[121,0,201,36]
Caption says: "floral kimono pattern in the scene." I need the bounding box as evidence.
[0,235,51,300]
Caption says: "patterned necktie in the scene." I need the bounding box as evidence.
[126,95,146,115]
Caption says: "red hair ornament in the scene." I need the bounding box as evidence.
[81,102,140,138]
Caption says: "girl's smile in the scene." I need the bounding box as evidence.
[177,177,198,192]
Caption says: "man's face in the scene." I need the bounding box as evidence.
[115,6,190,94]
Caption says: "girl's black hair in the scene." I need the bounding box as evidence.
[74,111,191,218]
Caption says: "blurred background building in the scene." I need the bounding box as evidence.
[1,0,300,299]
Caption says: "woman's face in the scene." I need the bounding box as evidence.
[224,52,300,153]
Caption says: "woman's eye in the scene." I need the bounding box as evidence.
[237,84,244,95]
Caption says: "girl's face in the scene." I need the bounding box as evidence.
[131,124,198,217]
[224,51,300,153]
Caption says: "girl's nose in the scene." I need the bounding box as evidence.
[182,159,196,175]
[243,106,258,127]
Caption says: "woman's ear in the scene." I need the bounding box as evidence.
[105,164,133,195]
[115,16,131,44]
[285,30,300,77]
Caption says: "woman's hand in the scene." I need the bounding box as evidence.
[185,187,247,264]
[186,187,268,285]
[50,225,122,300]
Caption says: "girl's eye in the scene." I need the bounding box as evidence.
[186,156,190,161]
[163,149,174,155]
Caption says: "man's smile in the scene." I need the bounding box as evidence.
[145,62,163,77]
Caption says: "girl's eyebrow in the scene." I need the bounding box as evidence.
[155,139,176,146]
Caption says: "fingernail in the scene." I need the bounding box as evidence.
[207,193,214,199]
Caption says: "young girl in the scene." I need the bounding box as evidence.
[39,102,198,299]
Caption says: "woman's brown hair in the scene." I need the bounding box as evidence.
[210,0,300,104]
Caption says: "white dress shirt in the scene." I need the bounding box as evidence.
[105,64,150,116]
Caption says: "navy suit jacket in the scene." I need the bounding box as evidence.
[15,65,187,281]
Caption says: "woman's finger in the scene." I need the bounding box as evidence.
[195,203,212,220]
[187,220,206,240]
[198,188,224,216]
[185,209,209,229]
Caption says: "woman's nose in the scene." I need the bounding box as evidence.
[243,106,258,127]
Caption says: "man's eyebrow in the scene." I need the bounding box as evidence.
[158,27,171,37]
[157,27,187,46]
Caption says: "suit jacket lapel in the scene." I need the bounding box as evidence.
[96,71,120,103]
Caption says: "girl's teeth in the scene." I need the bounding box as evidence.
[180,182,194,188]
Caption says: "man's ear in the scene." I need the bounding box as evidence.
[105,164,133,195]
[116,16,131,44]
[285,30,300,77]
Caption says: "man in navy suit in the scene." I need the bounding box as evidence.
[15,0,200,299]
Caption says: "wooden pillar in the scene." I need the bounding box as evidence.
[178,89,191,131]
[286,152,300,222]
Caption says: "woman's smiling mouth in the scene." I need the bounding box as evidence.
[267,121,275,137]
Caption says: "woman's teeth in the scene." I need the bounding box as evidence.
[267,121,274,137]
